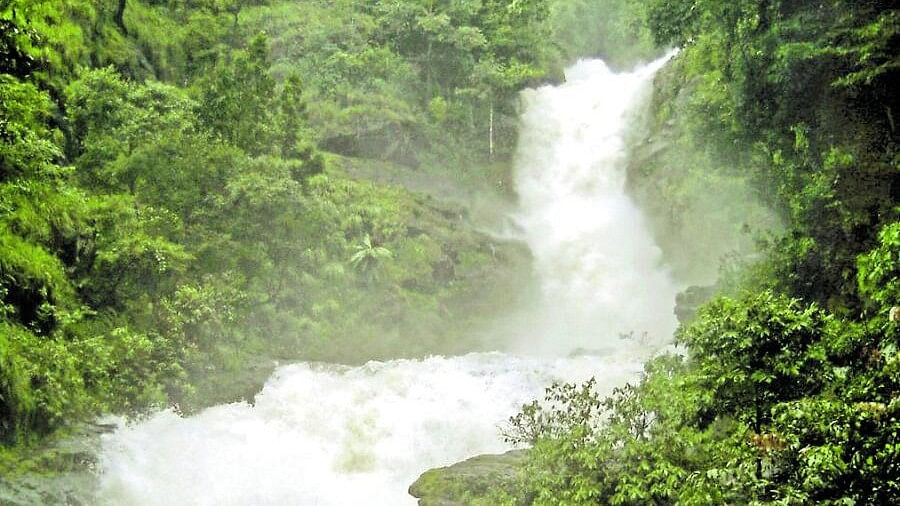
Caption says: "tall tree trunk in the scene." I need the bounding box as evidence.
[754,388,763,481]
[489,101,494,160]
[114,0,127,35]
[425,40,433,97]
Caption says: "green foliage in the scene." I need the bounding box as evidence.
[506,355,760,505]
[0,1,95,76]
[857,221,900,308]
[510,4,899,495]
[197,32,277,155]
[0,323,35,442]
[0,2,894,502]
[229,0,557,168]
[0,76,62,180]
[679,292,829,430]
[638,0,899,307]
[642,0,699,47]
[0,0,537,458]
[511,290,900,504]
[349,234,393,283]
[0,227,73,332]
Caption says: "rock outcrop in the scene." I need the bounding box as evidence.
[408,450,526,505]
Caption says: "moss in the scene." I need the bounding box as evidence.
[409,451,527,506]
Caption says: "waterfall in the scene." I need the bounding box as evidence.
[95,54,677,506]
[513,55,678,354]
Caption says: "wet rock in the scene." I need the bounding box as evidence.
[0,423,107,505]
[408,450,526,505]
[674,285,717,324]
[0,472,97,506]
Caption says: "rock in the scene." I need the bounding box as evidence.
[0,423,107,505]
[0,472,97,506]
[408,450,527,505]
[674,285,717,324]
[185,355,279,411]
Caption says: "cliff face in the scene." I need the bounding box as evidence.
[624,59,781,287]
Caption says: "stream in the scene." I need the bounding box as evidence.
[95,54,679,506]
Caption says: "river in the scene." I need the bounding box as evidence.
[95,53,678,506]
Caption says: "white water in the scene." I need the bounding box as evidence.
[513,55,678,355]
[96,55,678,505]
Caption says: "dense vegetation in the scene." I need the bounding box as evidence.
[499,1,900,504]
[2,0,634,474]
[2,0,897,503]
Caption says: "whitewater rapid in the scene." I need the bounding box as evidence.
[97,353,642,505]
[96,54,678,505]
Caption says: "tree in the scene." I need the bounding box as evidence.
[0,16,41,78]
[114,0,127,35]
[197,32,277,156]
[678,292,829,433]
[857,221,900,309]
[0,75,60,181]
[349,233,392,283]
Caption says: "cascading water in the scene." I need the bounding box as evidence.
[95,54,678,506]
[512,55,679,355]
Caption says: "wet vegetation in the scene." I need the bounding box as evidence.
[0,0,898,504]
[499,1,900,504]
[0,0,564,475]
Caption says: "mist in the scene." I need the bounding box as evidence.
[93,54,681,506]
[624,62,784,288]
[2,1,892,504]
[548,0,658,69]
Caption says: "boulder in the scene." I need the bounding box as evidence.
[408,450,527,505]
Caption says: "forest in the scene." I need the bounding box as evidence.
[1,0,898,504]
[497,1,900,504]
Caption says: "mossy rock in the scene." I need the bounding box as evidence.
[408,450,526,505]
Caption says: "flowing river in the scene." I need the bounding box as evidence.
[96,54,678,506]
